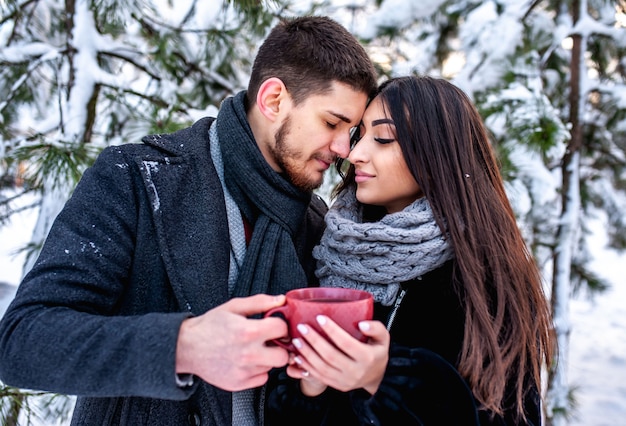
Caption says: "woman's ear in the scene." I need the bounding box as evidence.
[256,77,289,122]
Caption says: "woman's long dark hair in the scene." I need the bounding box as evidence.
[336,75,555,420]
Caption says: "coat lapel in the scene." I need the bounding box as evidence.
[138,119,230,315]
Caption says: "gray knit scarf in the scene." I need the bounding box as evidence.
[314,185,455,306]
[217,90,311,298]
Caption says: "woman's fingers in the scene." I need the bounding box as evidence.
[291,316,390,394]
[292,322,347,375]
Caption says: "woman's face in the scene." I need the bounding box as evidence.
[348,96,422,213]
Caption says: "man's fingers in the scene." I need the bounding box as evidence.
[224,294,286,316]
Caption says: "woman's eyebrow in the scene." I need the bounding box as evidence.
[372,118,395,127]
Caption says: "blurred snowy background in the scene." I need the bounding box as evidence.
[1,0,625,424]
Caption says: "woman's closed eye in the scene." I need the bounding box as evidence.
[350,119,396,147]
[374,137,395,145]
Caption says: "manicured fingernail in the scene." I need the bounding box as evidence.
[302,370,310,377]
[316,315,327,326]
[297,324,309,335]
[358,321,370,331]
[294,356,303,365]
[292,338,303,349]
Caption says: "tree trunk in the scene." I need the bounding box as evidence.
[546,0,585,424]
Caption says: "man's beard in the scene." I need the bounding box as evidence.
[271,116,325,192]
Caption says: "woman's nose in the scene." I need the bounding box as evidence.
[348,138,367,163]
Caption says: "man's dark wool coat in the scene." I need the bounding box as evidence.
[0,118,327,425]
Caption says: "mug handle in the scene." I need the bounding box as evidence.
[264,305,296,352]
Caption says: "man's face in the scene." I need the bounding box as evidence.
[267,82,368,191]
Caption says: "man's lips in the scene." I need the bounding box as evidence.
[315,156,335,170]
[317,158,332,170]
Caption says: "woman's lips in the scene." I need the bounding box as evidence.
[354,170,374,183]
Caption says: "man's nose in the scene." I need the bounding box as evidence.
[329,132,351,159]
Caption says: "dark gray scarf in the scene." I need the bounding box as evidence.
[314,185,454,306]
[217,90,311,298]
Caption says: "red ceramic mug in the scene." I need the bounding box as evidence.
[264,287,374,351]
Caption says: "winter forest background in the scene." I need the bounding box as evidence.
[0,0,625,425]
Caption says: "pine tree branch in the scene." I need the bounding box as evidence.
[0,0,38,27]
[99,50,162,81]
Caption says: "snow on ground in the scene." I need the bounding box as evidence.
[567,215,626,425]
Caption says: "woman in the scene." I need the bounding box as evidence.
[265,75,555,425]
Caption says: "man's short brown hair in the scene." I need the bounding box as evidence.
[247,16,378,106]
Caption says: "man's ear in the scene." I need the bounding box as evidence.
[256,77,289,122]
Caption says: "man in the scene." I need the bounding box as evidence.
[0,16,377,425]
